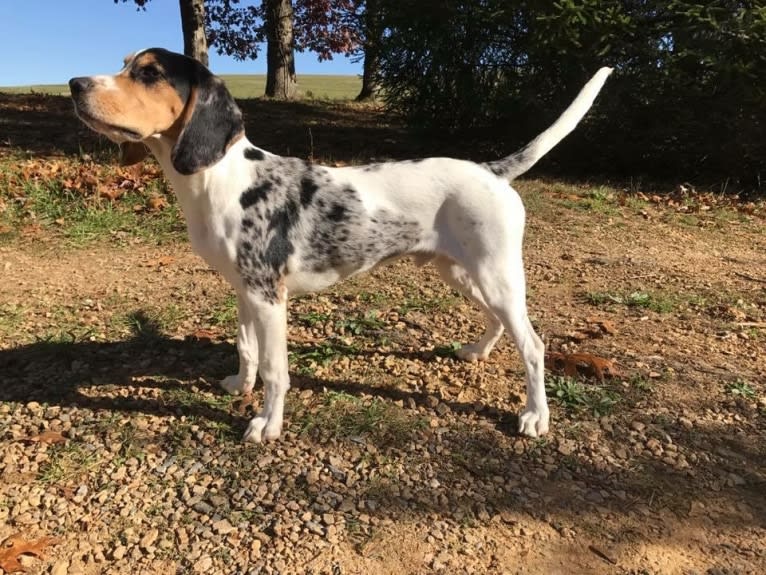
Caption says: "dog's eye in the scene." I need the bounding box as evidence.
[141,65,162,79]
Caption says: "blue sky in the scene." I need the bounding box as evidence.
[0,0,361,86]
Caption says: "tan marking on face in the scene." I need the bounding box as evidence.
[73,51,186,143]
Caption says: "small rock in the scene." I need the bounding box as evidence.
[213,519,236,535]
[193,501,214,515]
[630,421,646,432]
[140,528,159,550]
[305,521,324,536]
[51,561,69,575]
[306,469,321,485]
[194,555,213,573]
[112,545,127,560]
[729,473,746,486]
[250,539,262,558]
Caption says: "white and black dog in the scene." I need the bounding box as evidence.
[69,48,611,443]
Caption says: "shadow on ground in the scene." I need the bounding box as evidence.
[1,314,764,545]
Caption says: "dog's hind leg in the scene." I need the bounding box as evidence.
[433,256,504,361]
[220,291,259,395]
[469,256,549,437]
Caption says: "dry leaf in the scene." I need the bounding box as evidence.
[26,430,66,445]
[147,196,168,211]
[235,393,258,416]
[0,533,60,573]
[545,351,621,381]
[189,328,219,342]
[145,256,175,267]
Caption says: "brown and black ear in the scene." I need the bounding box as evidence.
[119,141,149,166]
[171,65,244,176]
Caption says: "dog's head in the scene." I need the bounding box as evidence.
[69,48,244,175]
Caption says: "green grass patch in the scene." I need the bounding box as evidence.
[289,339,361,375]
[397,293,460,315]
[298,390,425,445]
[117,306,186,338]
[585,290,677,313]
[38,442,102,484]
[0,152,185,247]
[726,380,756,399]
[296,310,331,327]
[0,304,24,339]
[335,310,385,335]
[546,375,619,417]
[209,294,239,328]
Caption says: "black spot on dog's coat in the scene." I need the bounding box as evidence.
[240,181,273,209]
[244,147,265,161]
[300,177,319,207]
[327,203,347,222]
[264,234,294,272]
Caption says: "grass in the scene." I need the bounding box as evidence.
[0,74,362,100]
[545,375,620,418]
[586,290,677,313]
[397,293,460,315]
[726,380,756,399]
[298,390,425,446]
[118,306,186,338]
[0,159,185,247]
[288,339,361,375]
[335,311,385,335]
[38,441,102,484]
[209,294,239,327]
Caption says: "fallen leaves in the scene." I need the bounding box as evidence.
[0,533,60,573]
[545,351,622,381]
[569,318,618,341]
[629,184,765,219]
[24,430,67,445]
[9,157,166,205]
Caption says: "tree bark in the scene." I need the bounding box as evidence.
[265,0,298,99]
[356,0,381,101]
[179,0,209,67]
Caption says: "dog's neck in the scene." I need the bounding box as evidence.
[143,135,252,202]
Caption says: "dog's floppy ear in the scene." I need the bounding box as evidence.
[171,65,244,176]
[119,142,149,166]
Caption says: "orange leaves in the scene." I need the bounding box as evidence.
[631,184,765,219]
[10,157,165,204]
[24,430,67,445]
[545,351,622,382]
[0,533,60,573]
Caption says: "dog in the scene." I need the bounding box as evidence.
[69,48,611,443]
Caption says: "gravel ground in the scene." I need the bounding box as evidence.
[0,182,764,574]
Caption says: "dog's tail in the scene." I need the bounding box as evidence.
[483,67,613,181]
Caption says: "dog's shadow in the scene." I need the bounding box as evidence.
[0,310,517,434]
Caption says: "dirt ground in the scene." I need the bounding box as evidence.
[0,93,765,575]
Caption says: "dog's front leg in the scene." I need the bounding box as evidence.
[241,293,290,443]
[220,292,259,395]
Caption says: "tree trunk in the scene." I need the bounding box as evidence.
[356,0,381,101]
[265,0,298,99]
[179,0,209,67]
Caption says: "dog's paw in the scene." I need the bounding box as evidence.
[220,374,253,396]
[455,344,490,362]
[518,407,550,437]
[242,412,283,443]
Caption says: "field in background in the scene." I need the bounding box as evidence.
[0,74,361,100]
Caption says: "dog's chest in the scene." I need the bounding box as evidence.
[183,201,242,284]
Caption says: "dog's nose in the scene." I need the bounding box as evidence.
[68,77,93,96]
